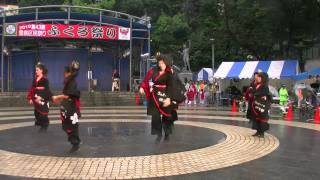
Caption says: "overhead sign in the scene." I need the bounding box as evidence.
[4,23,131,40]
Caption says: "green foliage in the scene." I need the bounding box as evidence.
[17,0,320,71]
[63,0,115,14]
[112,0,144,17]
[152,13,190,53]
[18,0,65,6]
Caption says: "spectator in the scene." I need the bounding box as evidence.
[279,84,289,113]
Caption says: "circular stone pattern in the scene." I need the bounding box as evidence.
[0,122,225,157]
[0,119,279,179]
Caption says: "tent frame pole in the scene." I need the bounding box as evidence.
[1,14,6,93]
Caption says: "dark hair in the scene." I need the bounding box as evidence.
[257,72,268,85]
[64,66,72,73]
[36,63,48,75]
[64,61,80,76]
[155,54,171,69]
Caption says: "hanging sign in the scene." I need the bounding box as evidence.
[4,23,131,40]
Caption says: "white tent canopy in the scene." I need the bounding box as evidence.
[197,68,214,81]
[214,60,298,79]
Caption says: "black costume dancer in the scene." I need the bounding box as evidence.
[245,72,258,123]
[140,55,176,141]
[27,63,53,132]
[53,61,81,152]
[250,72,272,138]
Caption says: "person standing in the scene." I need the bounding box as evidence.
[139,55,175,141]
[187,81,197,105]
[184,80,190,104]
[27,63,53,132]
[195,81,200,104]
[279,84,289,113]
[209,82,216,104]
[204,81,210,105]
[199,81,205,105]
[52,61,81,152]
[251,72,272,138]
[112,69,120,92]
[215,82,220,104]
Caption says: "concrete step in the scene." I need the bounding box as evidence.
[0,91,138,107]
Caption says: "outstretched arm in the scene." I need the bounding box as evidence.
[52,95,69,104]
[139,68,154,97]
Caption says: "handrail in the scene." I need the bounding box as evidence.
[0,19,149,32]
[0,5,147,23]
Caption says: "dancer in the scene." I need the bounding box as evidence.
[251,72,272,138]
[52,61,81,152]
[246,72,259,123]
[187,81,197,105]
[139,55,175,141]
[112,69,120,92]
[199,81,207,105]
[27,63,53,132]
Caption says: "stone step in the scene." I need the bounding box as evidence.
[0,91,139,107]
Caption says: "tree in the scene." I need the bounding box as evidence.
[63,0,115,13]
[18,0,65,6]
[15,0,320,71]
[152,13,190,63]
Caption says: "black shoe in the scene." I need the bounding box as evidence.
[38,126,47,133]
[164,134,170,141]
[69,144,80,153]
[155,134,162,143]
[258,133,265,138]
[252,132,259,137]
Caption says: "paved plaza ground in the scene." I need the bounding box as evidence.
[0,106,319,179]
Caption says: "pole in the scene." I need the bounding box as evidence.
[129,16,133,92]
[118,46,121,81]
[146,19,151,79]
[148,19,151,60]
[88,46,92,92]
[1,14,6,93]
[211,39,215,75]
[140,43,143,80]
[7,54,10,91]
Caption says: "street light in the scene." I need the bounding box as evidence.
[210,38,215,75]
[147,16,151,61]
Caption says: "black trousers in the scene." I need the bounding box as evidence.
[252,120,269,134]
[34,110,49,128]
[151,113,173,136]
[62,118,81,146]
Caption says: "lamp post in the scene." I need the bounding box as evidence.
[210,38,215,74]
[147,16,151,60]
[147,16,151,78]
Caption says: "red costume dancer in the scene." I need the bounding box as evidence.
[187,82,197,105]
[27,63,53,132]
[140,55,176,141]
